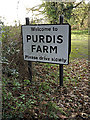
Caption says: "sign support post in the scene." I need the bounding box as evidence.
[59,15,63,86]
[26,17,32,83]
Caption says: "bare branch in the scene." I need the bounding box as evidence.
[63,1,82,11]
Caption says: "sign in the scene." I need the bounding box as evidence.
[22,24,71,65]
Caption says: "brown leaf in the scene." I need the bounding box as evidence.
[60,115,68,119]
[41,101,47,105]
[70,113,78,118]
[57,112,67,119]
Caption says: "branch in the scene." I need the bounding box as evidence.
[26,3,45,13]
[63,1,82,11]
[73,1,82,8]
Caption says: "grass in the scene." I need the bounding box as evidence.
[70,29,88,60]
[71,29,88,35]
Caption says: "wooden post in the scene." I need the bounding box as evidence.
[59,15,63,86]
[26,18,32,82]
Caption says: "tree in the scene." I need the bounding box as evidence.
[26,1,82,24]
[71,1,89,28]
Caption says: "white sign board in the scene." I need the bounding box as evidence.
[22,24,70,64]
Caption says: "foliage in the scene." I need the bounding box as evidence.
[71,1,89,29]
[0,16,4,25]
[2,25,89,120]
[26,2,74,24]
[26,0,89,29]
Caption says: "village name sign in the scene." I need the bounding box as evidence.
[22,24,71,65]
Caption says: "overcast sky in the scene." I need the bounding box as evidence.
[0,0,42,25]
[0,0,89,26]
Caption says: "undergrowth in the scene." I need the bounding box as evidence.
[1,26,89,120]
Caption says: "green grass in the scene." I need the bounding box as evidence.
[70,29,88,60]
[71,29,88,35]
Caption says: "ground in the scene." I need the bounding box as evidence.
[2,28,89,120]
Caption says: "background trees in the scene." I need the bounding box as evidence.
[26,0,89,29]
[71,1,89,29]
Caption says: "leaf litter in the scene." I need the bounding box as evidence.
[2,58,89,120]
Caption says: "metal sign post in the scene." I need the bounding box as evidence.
[59,15,64,86]
[26,18,32,83]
